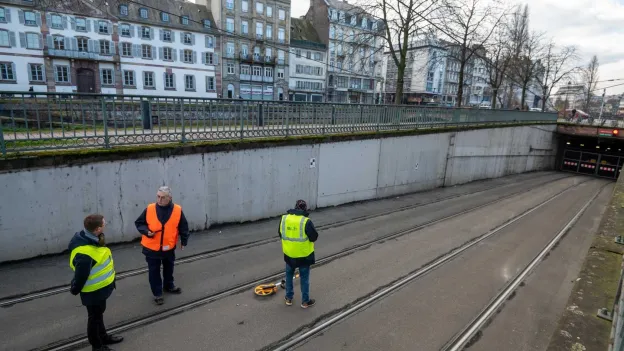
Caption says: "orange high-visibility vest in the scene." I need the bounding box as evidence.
[141,203,182,252]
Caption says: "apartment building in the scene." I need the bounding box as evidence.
[0,0,219,97]
[203,0,290,100]
[305,0,384,104]
[468,56,490,106]
[288,17,327,102]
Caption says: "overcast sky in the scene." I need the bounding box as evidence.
[292,0,624,96]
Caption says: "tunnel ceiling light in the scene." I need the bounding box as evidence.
[596,146,601,148]
[581,144,585,147]
[566,142,571,145]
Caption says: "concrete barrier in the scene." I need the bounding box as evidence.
[0,125,557,262]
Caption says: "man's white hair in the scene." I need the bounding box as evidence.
[158,186,172,196]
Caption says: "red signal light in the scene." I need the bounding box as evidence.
[614,129,620,136]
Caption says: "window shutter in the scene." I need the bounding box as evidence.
[214,53,218,65]
[5,8,10,23]
[172,73,176,89]
[158,47,163,60]
[87,39,94,53]
[95,40,101,54]
[193,51,197,64]
[86,19,91,32]
[118,42,123,55]
[27,64,32,81]
[127,24,133,38]
[191,34,195,45]
[64,37,70,50]
[63,16,69,29]
[8,31,15,47]
[11,62,15,80]
[163,72,166,87]
[19,32,26,48]
[205,36,209,48]
[205,76,208,91]
[201,52,206,64]
[67,66,71,84]
[172,48,177,62]
[71,37,78,51]
[99,69,103,85]
[151,46,156,59]
[171,31,176,42]
[45,14,51,27]
[110,42,116,55]
[41,65,46,82]
[107,22,112,35]
[70,17,76,30]
[159,29,163,41]
[18,10,24,24]
[179,49,183,61]
[150,28,154,40]
[35,13,42,26]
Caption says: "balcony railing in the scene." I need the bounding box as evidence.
[277,58,285,65]
[256,34,263,40]
[240,74,251,81]
[263,76,273,83]
[48,48,115,61]
[225,52,235,58]
[251,75,263,82]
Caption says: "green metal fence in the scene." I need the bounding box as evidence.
[0,92,558,155]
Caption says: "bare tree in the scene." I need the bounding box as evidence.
[504,4,529,108]
[582,55,600,111]
[539,41,578,112]
[484,26,509,109]
[438,0,504,107]
[511,31,544,109]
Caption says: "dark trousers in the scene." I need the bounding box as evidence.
[145,253,175,297]
[86,300,108,348]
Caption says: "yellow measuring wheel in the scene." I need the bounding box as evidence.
[254,273,300,297]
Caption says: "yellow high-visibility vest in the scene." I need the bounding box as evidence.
[70,245,115,293]
[279,214,314,258]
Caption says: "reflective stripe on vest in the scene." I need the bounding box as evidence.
[279,214,314,259]
[70,245,115,293]
[141,203,182,252]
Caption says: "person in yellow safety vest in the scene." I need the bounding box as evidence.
[279,200,319,308]
[69,214,123,351]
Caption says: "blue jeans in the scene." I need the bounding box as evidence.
[285,264,310,303]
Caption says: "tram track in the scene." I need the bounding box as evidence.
[33,175,588,351]
[1,172,567,308]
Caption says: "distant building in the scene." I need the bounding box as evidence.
[288,17,327,102]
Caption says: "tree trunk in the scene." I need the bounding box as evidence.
[520,83,527,109]
[491,90,498,109]
[395,62,406,105]
[456,62,466,107]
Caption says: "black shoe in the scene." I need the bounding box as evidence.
[154,296,164,305]
[92,346,113,351]
[301,299,316,309]
[164,286,182,294]
[103,335,124,345]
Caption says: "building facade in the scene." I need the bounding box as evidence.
[288,17,326,102]
[204,0,290,100]
[0,0,219,97]
[305,0,384,104]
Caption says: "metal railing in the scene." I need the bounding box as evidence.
[599,250,624,351]
[0,91,558,155]
[558,117,624,128]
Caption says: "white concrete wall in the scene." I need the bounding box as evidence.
[0,125,557,261]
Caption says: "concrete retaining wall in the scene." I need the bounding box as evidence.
[0,125,557,262]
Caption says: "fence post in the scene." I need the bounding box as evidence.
[101,98,109,149]
[331,105,336,125]
[0,117,5,157]
[258,103,264,127]
[239,103,244,140]
[141,100,152,129]
[179,98,186,143]
[285,104,290,137]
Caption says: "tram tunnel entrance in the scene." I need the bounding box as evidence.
[559,133,624,180]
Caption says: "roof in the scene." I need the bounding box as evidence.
[290,17,326,50]
[325,0,363,13]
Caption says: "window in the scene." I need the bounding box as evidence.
[256,2,263,14]
[123,70,135,86]
[53,35,64,50]
[0,8,5,23]
[204,52,214,64]
[329,26,335,39]
[25,33,40,50]
[240,65,250,75]
[266,24,272,39]
[256,22,263,38]
[226,0,234,10]
[55,65,69,82]
[339,11,345,22]
[29,64,43,81]
[205,35,214,48]
[226,42,234,57]
[183,32,193,45]
[119,4,128,16]
[143,71,154,88]
[362,17,367,29]
[101,68,113,85]
[203,20,211,28]
[241,20,248,34]
[267,6,273,17]
[0,30,9,47]
[139,8,148,19]
[227,63,234,74]
[253,66,261,76]
[163,47,172,60]
[242,0,249,12]
[142,44,152,59]
[277,69,284,79]
[100,40,111,55]
[265,47,272,59]
[206,76,215,91]
[164,73,175,89]
[51,14,63,29]
[162,30,172,42]
[161,12,169,22]
[278,50,285,63]
[314,52,322,61]
[226,18,234,33]
[279,9,285,20]
[77,37,88,52]
[185,75,195,90]
[350,15,356,25]
[295,49,301,58]
[120,24,131,37]
[181,16,189,25]
[183,49,193,63]
[278,27,285,43]
[75,18,87,31]
[241,44,248,57]
[121,42,131,56]
[264,67,272,77]
[141,26,151,39]
[0,63,14,80]
[98,21,109,34]
[24,11,37,26]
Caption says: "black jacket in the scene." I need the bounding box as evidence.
[68,230,115,306]
[278,209,319,268]
[135,202,190,258]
